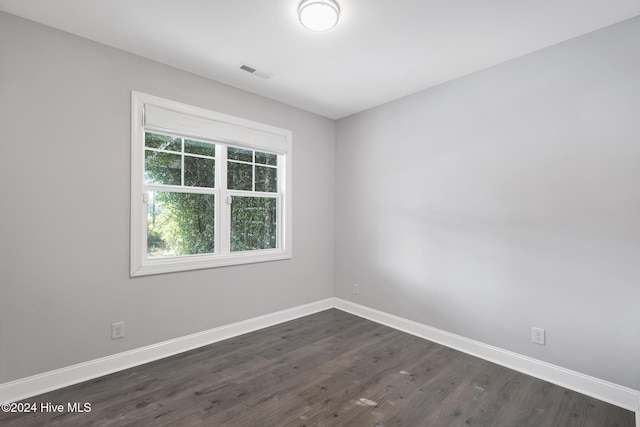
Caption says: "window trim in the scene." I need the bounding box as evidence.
[131,91,292,277]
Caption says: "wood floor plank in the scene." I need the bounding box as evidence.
[1,309,634,427]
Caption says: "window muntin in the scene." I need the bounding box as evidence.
[144,132,216,189]
[131,91,292,276]
[227,147,278,193]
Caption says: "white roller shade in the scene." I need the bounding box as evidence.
[144,104,289,153]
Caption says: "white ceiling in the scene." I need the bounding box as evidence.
[1,1,639,119]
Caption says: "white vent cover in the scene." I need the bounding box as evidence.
[238,63,271,79]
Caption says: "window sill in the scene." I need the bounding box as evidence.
[130,250,292,277]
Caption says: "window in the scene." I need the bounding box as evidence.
[131,92,292,276]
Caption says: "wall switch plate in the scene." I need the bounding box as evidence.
[531,327,545,345]
[111,322,125,340]
[353,283,360,295]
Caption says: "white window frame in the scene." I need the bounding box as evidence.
[131,91,292,276]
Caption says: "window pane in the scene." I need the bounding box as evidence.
[145,132,181,152]
[184,156,215,188]
[255,151,277,166]
[227,162,252,191]
[185,139,215,157]
[145,150,181,185]
[231,196,277,252]
[147,191,215,257]
[255,165,277,192]
[227,147,252,162]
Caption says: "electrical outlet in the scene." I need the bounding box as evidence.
[531,327,545,345]
[111,322,125,340]
[353,283,360,295]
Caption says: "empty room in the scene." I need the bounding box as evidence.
[1,1,639,426]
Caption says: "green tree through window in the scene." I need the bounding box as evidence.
[145,133,216,257]
[143,132,280,258]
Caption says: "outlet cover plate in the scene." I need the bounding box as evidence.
[112,322,125,340]
[531,327,545,345]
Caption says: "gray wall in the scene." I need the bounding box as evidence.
[335,17,640,389]
[0,12,335,383]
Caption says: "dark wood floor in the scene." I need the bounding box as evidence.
[1,309,634,426]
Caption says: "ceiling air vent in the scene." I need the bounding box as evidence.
[238,63,271,79]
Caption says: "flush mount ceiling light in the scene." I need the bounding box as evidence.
[298,0,340,32]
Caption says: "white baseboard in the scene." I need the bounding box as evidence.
[2,296,638,426]
[0,298,334,404]
[334,297,640,421]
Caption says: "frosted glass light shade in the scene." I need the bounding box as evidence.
[298,0,340,32]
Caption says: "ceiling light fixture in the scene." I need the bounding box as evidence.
[298,0,340,32]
